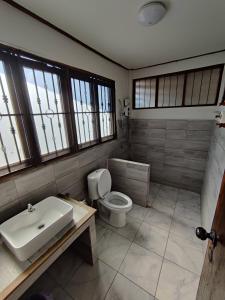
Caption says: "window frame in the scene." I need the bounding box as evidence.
[133,64,224,110]
[0,44,116,179]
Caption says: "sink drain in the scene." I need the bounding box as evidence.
[38,224,45,229]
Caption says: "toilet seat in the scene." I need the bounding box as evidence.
[100,191,132,212]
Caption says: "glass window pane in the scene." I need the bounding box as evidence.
[134,78,156,108]
[71,78,99,147]
[23,67,69,157]
[98,84,115,139]
[0,60,27,172]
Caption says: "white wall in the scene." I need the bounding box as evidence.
[129,52,225,120]
[0,1,129,118]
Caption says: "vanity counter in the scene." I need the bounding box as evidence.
[0,198,96,300]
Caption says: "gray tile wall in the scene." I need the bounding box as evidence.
[129,119,213,193]
[108,158,150,207]
[201,123,225,231]
[0,120,129,223]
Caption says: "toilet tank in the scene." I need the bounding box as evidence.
[87,169,111,200]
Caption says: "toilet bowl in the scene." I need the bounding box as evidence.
[87,169,132,227]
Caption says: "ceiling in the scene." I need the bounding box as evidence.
[13,0,225,69]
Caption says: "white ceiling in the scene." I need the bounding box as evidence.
[14,0,225,69]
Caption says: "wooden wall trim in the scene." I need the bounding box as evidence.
[2,0,128,70]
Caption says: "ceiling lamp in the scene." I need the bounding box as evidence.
[138,1,167,26]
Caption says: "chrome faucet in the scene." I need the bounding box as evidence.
[27,203,35,212]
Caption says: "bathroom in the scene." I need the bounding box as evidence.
[0,0,225,299]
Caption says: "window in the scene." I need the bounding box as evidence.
[133,65,224,109]
[98,83,116,141]
[0,59,30,176]
[0,44,116,177]
[70,75,116,149]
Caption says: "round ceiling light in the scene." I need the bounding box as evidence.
[138,1,167,26]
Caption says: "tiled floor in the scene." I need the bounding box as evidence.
[20,183,205,300]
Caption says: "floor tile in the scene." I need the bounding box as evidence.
[134,222,168,256]
[65,260,116,300]
[144,208,172,231]
[47,246,83,286]
[128,204,149,221]
[148,182,161,206]
[119,243,163,295]
[152,185,177,215]
[156,259,200,300]
[175,199,200,214]
[97,215,141,242]
[97,229,131,270]
[165,234,204,275]
[152,198,175,216]
[170,217,200,244]
[177,189,200,208]
[174,205,201,227]
[156,185,178,204]
[96,220,108,242]
[20,273,73,300]
[105,273,154,300]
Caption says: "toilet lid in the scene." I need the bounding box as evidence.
[98,169,112,198]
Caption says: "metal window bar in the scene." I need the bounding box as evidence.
[51,73,64,149]
[42,71,57,154]
[71,78,82,144]
[0,131,10,173]
[198,71,204,104]
[84,81,91,143]
[169,76,171,106]
[175,75,178,106]
[150,79,152,107]
[32,69,50,154]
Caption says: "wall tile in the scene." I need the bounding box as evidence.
[166,130,186,140]
[148,119,166,129]
[0,181,18,208]
[53,156,79,179]
[129,119,212,192]
[149,129,166,139]
[147,151,165,162]
[165,139,185,149]
[166,120,188,130]
[15,166,55,197]
[187,120,213,131]
[18,182,58,210]
[56,171,80,192]
[0,200,21,224]
[201,125,225,231]
[183,140,210,151]
[187,130,211,141]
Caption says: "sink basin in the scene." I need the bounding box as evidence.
[0,196,73,261]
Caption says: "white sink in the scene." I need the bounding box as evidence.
[0,196,73,261]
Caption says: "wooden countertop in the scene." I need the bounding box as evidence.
[0,198,96,300]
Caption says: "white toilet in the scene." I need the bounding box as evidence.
[87,169,132,228]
